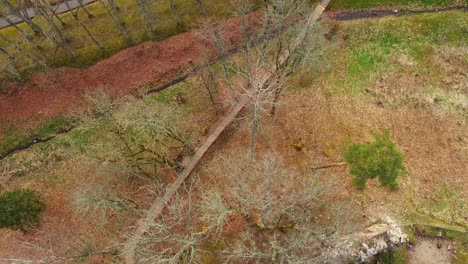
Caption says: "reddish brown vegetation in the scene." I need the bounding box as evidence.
[0,11,263,128]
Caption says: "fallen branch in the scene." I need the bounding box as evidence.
[67,250,119,259]
[311,162,347,170]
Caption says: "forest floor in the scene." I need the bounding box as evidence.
[0,4,466,264]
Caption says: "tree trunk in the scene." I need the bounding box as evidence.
[0,33,47,68]
[107,0,119,11]
[33,0,76,59]
[0,46,14,61]
[98,0,129,41]
[193,0,205,16]
[0,10,43,52]
[50,3,66,26]
[0,0,44,35]
[77,0,94,18]
[200,64,219,114]
[250,105,259,159]
[169,0,182,27]
[310,162,348,171]
[270,88,281,116]
[136,0,155,39]
[0,64,20,78]
[65,0,104,55]
[0,46,20,77]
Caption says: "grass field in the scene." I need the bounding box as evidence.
[319,10,467,115]
[328,0,467,10]
[0,116,74,159]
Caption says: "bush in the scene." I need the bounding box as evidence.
[0,190,46,231]
[343,131,407,190]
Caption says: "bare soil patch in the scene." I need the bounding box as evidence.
[408,237,454,264]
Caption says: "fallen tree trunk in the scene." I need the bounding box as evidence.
[122,1,333,263]
[311,162,347,170]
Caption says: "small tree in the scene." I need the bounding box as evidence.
[86,90,193,181]
[0,189,46,231]
[343,131,407,190]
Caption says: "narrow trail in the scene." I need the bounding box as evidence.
[1,5,464,161]
[0,0,97,29]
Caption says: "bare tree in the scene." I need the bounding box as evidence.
[77,0,93,18]
[98,0,130,42]
[193,0,205,16]
[168,0,183,28]
[136,0,155,39]
[129,153,361,263]
[74,185,140,227]
[132,184,207,264]
[86,91,192,181]
[45,0,67,26]
[0,46,21,78]
[240,55,280,158]
[199,21,233,82]
[0,0,44,35]
[0,33,48,69]
[219,0,329,157]
[0,9,44,53]
[202,66,221,112]
[31,0,76,59]
[64,0,104,55]
[209,153,360,263]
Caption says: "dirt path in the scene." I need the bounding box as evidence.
[408,237,454,264]
[0,0,97,29]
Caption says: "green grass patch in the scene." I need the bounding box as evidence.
[149,84,187,104]
[0,189,45,231]
[322,10,467,95]
[329,0,465,10]
[0,79,199,159]
[51,126,97,152]
[373,245,407,264]
[0,116,74,158]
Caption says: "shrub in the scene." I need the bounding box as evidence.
[343,131,407,190]
[0,189,46,231]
